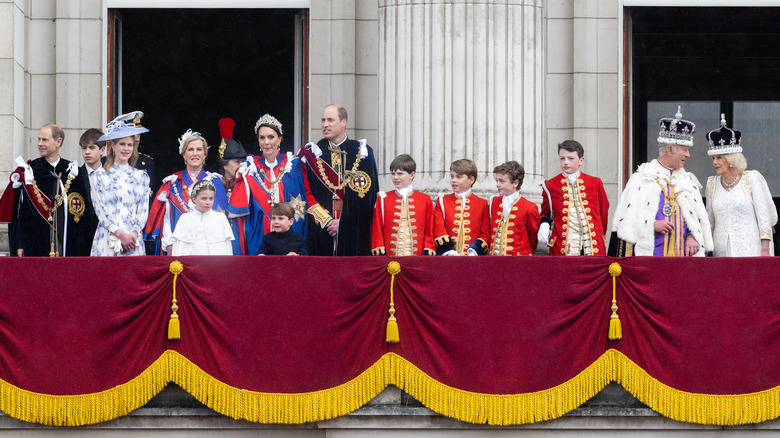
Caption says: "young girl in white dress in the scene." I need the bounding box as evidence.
[91,112,151,256]
[171,179,234,256]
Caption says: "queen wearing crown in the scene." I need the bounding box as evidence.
[144,129,229,254]
[705,115,777,256]
[226,114,327,255]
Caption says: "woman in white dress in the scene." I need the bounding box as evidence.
[705,114,777,257]
[90,112,151,256]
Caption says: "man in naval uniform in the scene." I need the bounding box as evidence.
[0,124,89,256]
[297,104,379,256]
[611,107,713,256]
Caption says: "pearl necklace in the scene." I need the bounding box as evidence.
[722,173,741,190]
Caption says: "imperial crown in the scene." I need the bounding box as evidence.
[658,106,695,147]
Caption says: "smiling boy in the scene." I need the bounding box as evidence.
[371,154,435,256]
[488,161,540,256]
[433,159,490,255]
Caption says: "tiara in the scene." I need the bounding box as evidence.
[178,129,203,154]
[254,114,283,135]
[189,179,216,198]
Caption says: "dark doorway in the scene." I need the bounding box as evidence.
[631,7,780,253]
[116,8,305,188]
[632,7,780,179]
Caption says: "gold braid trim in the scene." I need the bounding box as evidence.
[1,350,780,425]
[307,204,334,228]
[434,235,451,245]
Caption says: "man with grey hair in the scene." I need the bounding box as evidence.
[610,107,712,256]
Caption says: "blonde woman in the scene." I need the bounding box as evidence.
[705,115,777,256]
[91,112,151,256]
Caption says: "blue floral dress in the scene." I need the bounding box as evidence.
[90,164,150,256]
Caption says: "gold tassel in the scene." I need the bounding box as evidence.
[168,261,184,340]
[386,261,401,344]
[608,262,622,340]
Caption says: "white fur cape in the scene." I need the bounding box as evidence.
[612,159,713,256]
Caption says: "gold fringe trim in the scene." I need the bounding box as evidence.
[1,350,779,426]
[169,350,387,423]
[384,352,611,425]
[611,349,780,425]
[0,352,171,426]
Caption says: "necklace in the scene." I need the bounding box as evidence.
[31,174,74,221]
[721,173,741,190]
[259,162,287,204]
[316,149,363,191]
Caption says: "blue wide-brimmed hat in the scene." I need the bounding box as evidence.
[99,111,150,141]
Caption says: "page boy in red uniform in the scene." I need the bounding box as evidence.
[433,159,490,255]
[538,140,609,255]
[371,154,435,256]
[488,161,540,256]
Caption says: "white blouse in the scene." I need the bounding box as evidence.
[706,170,777,257]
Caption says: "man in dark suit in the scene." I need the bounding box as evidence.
[300,105,379,256]
[0,124,89,256]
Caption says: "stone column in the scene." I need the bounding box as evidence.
[378,0,544,197]
[54,0,102,160]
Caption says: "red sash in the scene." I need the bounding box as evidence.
[296,144,345,199]
[0,166,55,229]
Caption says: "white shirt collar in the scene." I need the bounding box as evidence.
[395,185,414,198]
[455,188,472,199]
[87,166,99,176]
[565,171,580,185]
[330,135,348,148]
[47,157,60,169]
[502,191,520,217]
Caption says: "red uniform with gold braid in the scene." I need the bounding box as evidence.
[433,192,490,255]
[371,189,436,256]
[540,172,609,256]
[488,195,540,256]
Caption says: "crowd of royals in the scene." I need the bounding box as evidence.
[0,106,775,258]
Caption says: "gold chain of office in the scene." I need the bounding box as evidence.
[315,151,362,191]
[31,175,74,216]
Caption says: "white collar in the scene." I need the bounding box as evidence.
[565,171,580,185]
[395,185,414,198]
[455,188,472,199]
[87,165,100,175]
[117,163,130,171]
[330,135,348,148]
[47,157,61,168]
[502,190,520,205]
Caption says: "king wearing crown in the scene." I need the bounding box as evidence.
[611,107,713,257]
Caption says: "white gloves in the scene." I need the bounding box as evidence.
[537,222,551,246]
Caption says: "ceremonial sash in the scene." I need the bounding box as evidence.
[296,145,345,199]
[168,177,192,214]
[245,176,273,221]
[7,166,57,230]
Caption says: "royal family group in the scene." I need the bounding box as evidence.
[1,105,775,258]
